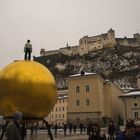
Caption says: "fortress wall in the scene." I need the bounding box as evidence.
[88,41,104,52]
[41,50,60,56]
[70,46,80,55]
[116,38,140,47]
[79,44,88,55]
[59,45,80,56]
[59,48,72,56]
[40,29,139,57]
[116,38,131,46]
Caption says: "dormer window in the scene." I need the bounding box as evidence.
[134,103,138,107]
[133,102,139,108]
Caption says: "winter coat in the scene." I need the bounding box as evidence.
[24,43,32,52]
[115,132,137,140]
[5,121,21,140]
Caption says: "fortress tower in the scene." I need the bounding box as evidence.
[134,33,140,42]
[78,28,116,55]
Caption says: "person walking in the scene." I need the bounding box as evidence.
[68,123,73,134]
[73,124,77,133]
[21,125,27,140]
[63,123,67,136]
[108,121,116,140]
[5,111,23,140]
[54,123,58,135]
[79,123,84,134]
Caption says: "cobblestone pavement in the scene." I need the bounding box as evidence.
[1,126,125,140]
[1,130,88,140]
[26,133,88,140]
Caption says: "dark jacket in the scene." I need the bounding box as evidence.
[5,121,21,140]
[115,132,137,140]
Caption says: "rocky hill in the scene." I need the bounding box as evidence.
[34,45,140,89]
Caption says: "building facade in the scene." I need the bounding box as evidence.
[119,76,140,121]
[119,90,140,120]
[47,90,68,125]
[67,71,124,124]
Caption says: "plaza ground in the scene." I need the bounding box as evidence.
[1,129,88,140]
[1,126,125,140]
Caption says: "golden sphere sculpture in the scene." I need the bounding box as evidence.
[0,60,57,118]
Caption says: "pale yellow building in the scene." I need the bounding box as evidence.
[119,90,140,120]
[67,71,124,124]
[47,90,68,125]
[118,76,140,121]
[137,77,140,88]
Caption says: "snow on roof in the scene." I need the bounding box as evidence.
[120,90,140,97]
[69,72,97,77]
[57,90,68,94]
[58,95,68,99]
[121,87,134,90]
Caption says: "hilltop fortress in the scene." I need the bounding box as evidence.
[40,29,140,56]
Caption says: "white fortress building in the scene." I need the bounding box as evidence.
[40,29,140,56]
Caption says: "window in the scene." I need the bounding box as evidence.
[60,100,61,103]
[134,103,138,107]
[62,107,64,111]
[86,85,90,92]
[76,100,80,106]
[86,99,90,105]
[56,108,57,112]
[51,114,53,119]
[59,114,61,119]
[76,86,80,93]
[59,107,61,111]
[133,112,139,118]
[62,114,64,118]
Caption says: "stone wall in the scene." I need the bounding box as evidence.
[67,112,101,124]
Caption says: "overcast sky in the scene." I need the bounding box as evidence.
[0,0,140,69]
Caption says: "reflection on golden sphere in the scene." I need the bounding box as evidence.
[0,60,57,118]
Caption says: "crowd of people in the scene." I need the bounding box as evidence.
[22,119,140,140]
[87,119,140,140]
[0,112,140,140]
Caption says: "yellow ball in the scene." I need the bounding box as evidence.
[0,60,57,118]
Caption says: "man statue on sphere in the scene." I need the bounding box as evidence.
[24,40,32,60]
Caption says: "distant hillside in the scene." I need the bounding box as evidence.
[34,45,140,89]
